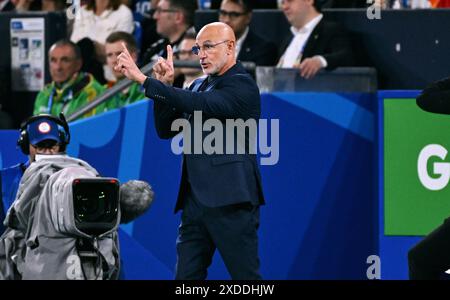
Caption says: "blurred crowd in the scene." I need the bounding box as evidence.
[0,0,449,128]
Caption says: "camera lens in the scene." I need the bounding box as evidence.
[72,179,119,236]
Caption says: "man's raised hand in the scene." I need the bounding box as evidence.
[115,42,147,85]
[152,45,175,86]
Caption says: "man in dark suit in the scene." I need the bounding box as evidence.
[140,0,197,65]
[218,0,278,66]
[116,22,265,280]
[278,0,354,79]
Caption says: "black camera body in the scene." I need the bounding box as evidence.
[72,178,120,236]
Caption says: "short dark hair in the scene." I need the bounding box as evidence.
[50,39,82,60]
[106,31,138,53]
[222,0,253,13]
[167,0,198,27]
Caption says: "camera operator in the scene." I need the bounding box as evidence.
[0,114,153,279]
[1,114,70,235]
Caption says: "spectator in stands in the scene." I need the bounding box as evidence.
[141,0,198,88]
[70,0,134,83]
[141,0,197,65]
[176,28,204,89]
[96,31,146,114]
[218,0,278,66]
[33,40,105,120]
[140,0,162,59]
[277,0,354,79]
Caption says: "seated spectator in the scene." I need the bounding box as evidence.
[141,0,198,88]
[96,31,146,114]
[218,0,278,66]
[140,0,197,64]
[70,0,134,82]
[277,0,354,79]
[140,0,162,60]
[33,40,105,120]
[175,28,204,89]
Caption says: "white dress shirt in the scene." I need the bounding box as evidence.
[278,14,327,68]
[235,27,249,58]
[70,4,134,45]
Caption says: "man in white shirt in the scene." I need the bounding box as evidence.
[278,0,354,79]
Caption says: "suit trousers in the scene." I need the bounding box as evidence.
[408,217,450,279]
[175,186,261,280]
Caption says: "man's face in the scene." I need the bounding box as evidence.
[281,0,310,28]
[106,41,137,80]
[49,45,81,84]
[195,29,232,76]
[29,143,61,162]
[153,0,179,38]
[178,38,201,76]
[219,0,251,39]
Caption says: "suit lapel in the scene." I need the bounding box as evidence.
[238,31,253,61]
[302,19,323,60]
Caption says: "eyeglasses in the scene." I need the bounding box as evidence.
[192,40,229,55]
[218,9,248,19]
[153,7,179,15]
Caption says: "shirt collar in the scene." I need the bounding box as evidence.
[290,14,323,35]
[236,26,249,52]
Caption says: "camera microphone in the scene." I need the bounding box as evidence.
[119,180,154,224]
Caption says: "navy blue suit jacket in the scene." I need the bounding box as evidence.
[144,62,265,212]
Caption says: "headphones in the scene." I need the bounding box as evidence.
[17,113,71,155]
